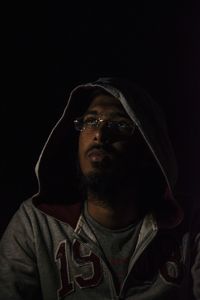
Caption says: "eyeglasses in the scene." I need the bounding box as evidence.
[74,115,136,137]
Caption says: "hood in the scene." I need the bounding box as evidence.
[33,77,183,228]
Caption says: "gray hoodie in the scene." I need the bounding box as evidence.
[0,78,199,299]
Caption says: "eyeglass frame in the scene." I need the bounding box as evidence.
[73,114,136,137]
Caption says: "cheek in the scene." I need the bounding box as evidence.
[112,140,130,154]
[78,135,84,163]
[78,133,90,171]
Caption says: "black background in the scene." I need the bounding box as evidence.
[2,1,200,236]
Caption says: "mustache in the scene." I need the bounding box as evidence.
[86,143,116,157]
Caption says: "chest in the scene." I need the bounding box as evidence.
[36,231,186,300]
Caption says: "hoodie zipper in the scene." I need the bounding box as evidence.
[74,214,159,299]
[119,218,158,298]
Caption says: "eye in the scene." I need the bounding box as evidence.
[107,120,130,130]
[118,121,130,128]
[116,121,134,136]
[83,117,98,127]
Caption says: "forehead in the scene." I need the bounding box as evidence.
[86,93,127,114]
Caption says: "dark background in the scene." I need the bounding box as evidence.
[2,1,200,236]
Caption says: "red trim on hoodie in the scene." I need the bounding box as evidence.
[35,201,82,229]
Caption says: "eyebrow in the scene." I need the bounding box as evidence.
[84,110,129,119]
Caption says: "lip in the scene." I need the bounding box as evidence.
[87,148,108,162]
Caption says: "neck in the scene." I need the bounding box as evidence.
[87,188,141,229]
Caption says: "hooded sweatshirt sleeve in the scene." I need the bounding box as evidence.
[0,202,42,300]
[191,204,200,300]
[192,233,200,300]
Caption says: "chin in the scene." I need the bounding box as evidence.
[85,167,112,179]
[84,160,115,179]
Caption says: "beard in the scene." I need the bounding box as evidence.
[76,152,166,212]
[77,156,139,207]
[83,169,124,196]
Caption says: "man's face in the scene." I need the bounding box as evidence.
[78,93,139,178]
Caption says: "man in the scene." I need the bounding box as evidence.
[0,77,199,299]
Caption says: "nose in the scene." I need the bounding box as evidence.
[93,122,110,143]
